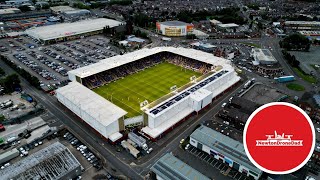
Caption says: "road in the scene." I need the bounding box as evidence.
[0,57,246,179]
[1,28,318,179]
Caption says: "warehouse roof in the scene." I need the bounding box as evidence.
[285,21,320,25]
[25,18,123,41]
[68,47,231,79]
[151,153,210,180]
[50,6,75,13]
[210,19,222,25]
[190,125,262,175]
[0,142,81,180]
[251,48,277,64]
[0,148,19,164]
[158,20,191,26]
[56,81,127,127]
[0,8,20,15]
[64,9,91,15]
[217,23,239,28]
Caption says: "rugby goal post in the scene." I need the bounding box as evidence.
[140,100,149,107]
[190,75,197,83]
[170,85,177,93]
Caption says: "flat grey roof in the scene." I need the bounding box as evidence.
[0,142,81,180]
[159,21,190,26]
[151,153,210,180]
[25,18,123,41]
[190,125,262,175]
[252,48,277,63]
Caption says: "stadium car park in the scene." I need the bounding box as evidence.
[0,35,120,89]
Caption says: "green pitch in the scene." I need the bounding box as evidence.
[93,62,201,117]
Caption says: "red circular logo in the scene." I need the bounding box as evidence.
[244,102,315,174]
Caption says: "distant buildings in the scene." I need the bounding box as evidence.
[299,31,320,41]
[156,21,194,37]
[151,153,210,180]
[63,9,91,18]
[190,125,263,180]
[0,8,21,15]
[190,42,216,52]
[283,21,320,32]
[217,23,239,32]
[5,0,30,6]
[50,6,76,14]
[119,35,146,47]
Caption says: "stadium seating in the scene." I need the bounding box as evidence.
[82,52,214,89]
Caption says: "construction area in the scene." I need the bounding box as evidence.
[241,83,287,104]
[0,142,82,180]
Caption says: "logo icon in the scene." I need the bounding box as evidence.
[244,102,315,174]
[256,131,303,147]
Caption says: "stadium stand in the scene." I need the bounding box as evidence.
[81,52,214,89]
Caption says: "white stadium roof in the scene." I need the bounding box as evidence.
[56,81,127,127]
[68,47,230,79]
[25,18,123,41]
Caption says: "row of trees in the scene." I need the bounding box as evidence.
[73,0,130,10]
[1,55,40,89]
[176,8,246,25]
[282,50,300,67]
[0,67,4,77]
[279,34,311,51]
[0,74,20,93]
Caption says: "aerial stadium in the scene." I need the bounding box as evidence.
[56,47,240,142]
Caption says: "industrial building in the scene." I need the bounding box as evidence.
[57,47,240,142]
[299,31,320,40]
[0,8,21,15]
[0,142,82,180]
[190,125,263,180]
[156,21,194,36]
[50,6,76,14]
[217,23,239,32]
[25,18,125,44]
[151,153,210,180]
[0,148,19,165]
[251,48,278,65]
[63,9,91,18]
[5,0,30,6]
[283,21,320,31]
[0,10,52,21]
[190,42,216,52]
[250,48,283,76]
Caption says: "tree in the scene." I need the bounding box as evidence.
[19,5,31,12]
[279,33,311,51]
[0,68,4,76]
[257,22,263,30]
[0,74,20,93]
[125,20,134,35]
[186,34,197,39]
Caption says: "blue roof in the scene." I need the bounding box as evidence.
[127,37,145,43]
